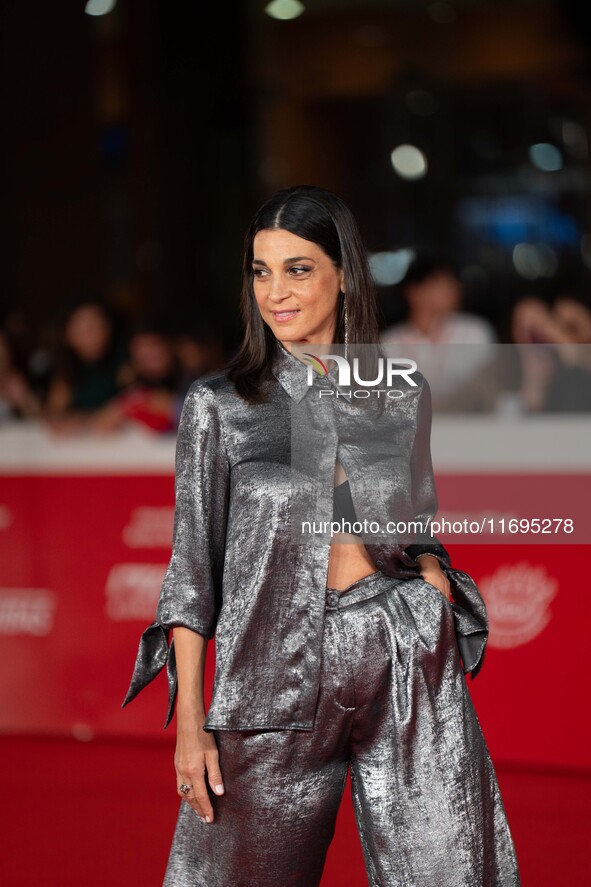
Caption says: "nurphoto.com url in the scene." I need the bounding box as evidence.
[299,516,575,538]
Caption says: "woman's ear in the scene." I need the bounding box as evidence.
[339,268,346,293]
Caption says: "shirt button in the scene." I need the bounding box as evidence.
[326,592,339,607]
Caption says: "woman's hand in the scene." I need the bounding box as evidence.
[174,713,225,824]
[416,554,452,602]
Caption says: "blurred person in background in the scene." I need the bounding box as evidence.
[0,307,50,405]
[92,325,182,434]
[550,294,591,347]
[511,295,573,347]
[428,293,591,414]
[509,295,591,413]
[0,330,41,421]
[1,308,64,407]
[381,251,496,346]
[380,251,497,407]
[43,301,130,433]
[175,327,226,396]
[173,327,227,426]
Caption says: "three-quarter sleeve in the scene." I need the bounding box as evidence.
[121,380,231,727]
[404,375,452,570]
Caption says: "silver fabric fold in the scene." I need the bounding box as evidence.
[121,340,491,731]
[160,573,520,886]
[121,564,489,729]
[438,566,489,678]
[121,621,178,729]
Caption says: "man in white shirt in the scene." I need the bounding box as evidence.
[380,252,496,405]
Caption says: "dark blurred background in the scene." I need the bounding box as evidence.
[3,0,591,357]
[2,5,591,885]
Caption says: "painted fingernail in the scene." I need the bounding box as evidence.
[200,816,206,823]
[214,784,224,794]
[204,815,211,823]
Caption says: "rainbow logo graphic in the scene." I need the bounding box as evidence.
[301,352,329,375]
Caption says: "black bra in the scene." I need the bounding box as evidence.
[333,480,434,559]
[332,479,362,536]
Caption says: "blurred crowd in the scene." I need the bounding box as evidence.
[0,301,226,434]
[2,254,591,435]
[380,252,591,414]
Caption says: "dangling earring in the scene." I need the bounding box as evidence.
[342,291,349,360]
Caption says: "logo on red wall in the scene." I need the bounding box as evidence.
[479,562,558,649]
[122,507,174,548]
[0,588,56,635]
[105,563,168,621]
[0,504,13,531]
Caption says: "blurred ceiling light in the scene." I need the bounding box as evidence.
[528,143,563,172]
[85,0,117,15]
[427,2,457,24]
[405,89,438,117]
[368,249,415,286]
[390,145,427,180]
[512,243,557,280]
[265,0,305,20]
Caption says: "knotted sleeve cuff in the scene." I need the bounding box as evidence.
[121,622,178,729]
[443,567,489,679]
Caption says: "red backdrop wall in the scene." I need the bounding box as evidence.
[0,422,588,772]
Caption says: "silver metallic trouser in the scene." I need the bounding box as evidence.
[163,572,521,887]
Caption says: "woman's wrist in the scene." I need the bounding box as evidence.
[177,698,207,722]
[415,553,442,571]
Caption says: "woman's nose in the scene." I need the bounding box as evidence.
[268,278,292,303]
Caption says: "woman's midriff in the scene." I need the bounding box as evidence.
[326,532,380,592]
[327,460,380,592]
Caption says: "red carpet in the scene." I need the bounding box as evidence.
[1,736,588,886]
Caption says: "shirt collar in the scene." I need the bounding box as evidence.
[271,339,341,403]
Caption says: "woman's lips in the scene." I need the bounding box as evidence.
[271,309,300,323]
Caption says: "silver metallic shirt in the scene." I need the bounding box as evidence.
[122,339,489,730]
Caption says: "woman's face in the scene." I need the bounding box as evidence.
[130,333,174,380]
[406,271,460,317]
[252,228,344,349]
[65,305,111,361]
[553,297,591,344]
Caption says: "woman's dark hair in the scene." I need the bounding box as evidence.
[227,185,380,403]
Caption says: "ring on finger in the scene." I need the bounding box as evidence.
[178,783,193,795]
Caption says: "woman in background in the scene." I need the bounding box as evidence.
[44,301,129,431]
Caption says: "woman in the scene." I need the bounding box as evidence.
[122,185,521,886]
[44,301,130,432]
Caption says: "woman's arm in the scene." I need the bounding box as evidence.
[408,376,452,599]
[173,627,225,825]
[162,383,230,824]
[122,380,231,820]
[44,376,71,416]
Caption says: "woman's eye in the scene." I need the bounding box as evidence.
[252,265,312,278]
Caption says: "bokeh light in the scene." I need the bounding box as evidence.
[390,144,428,180]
